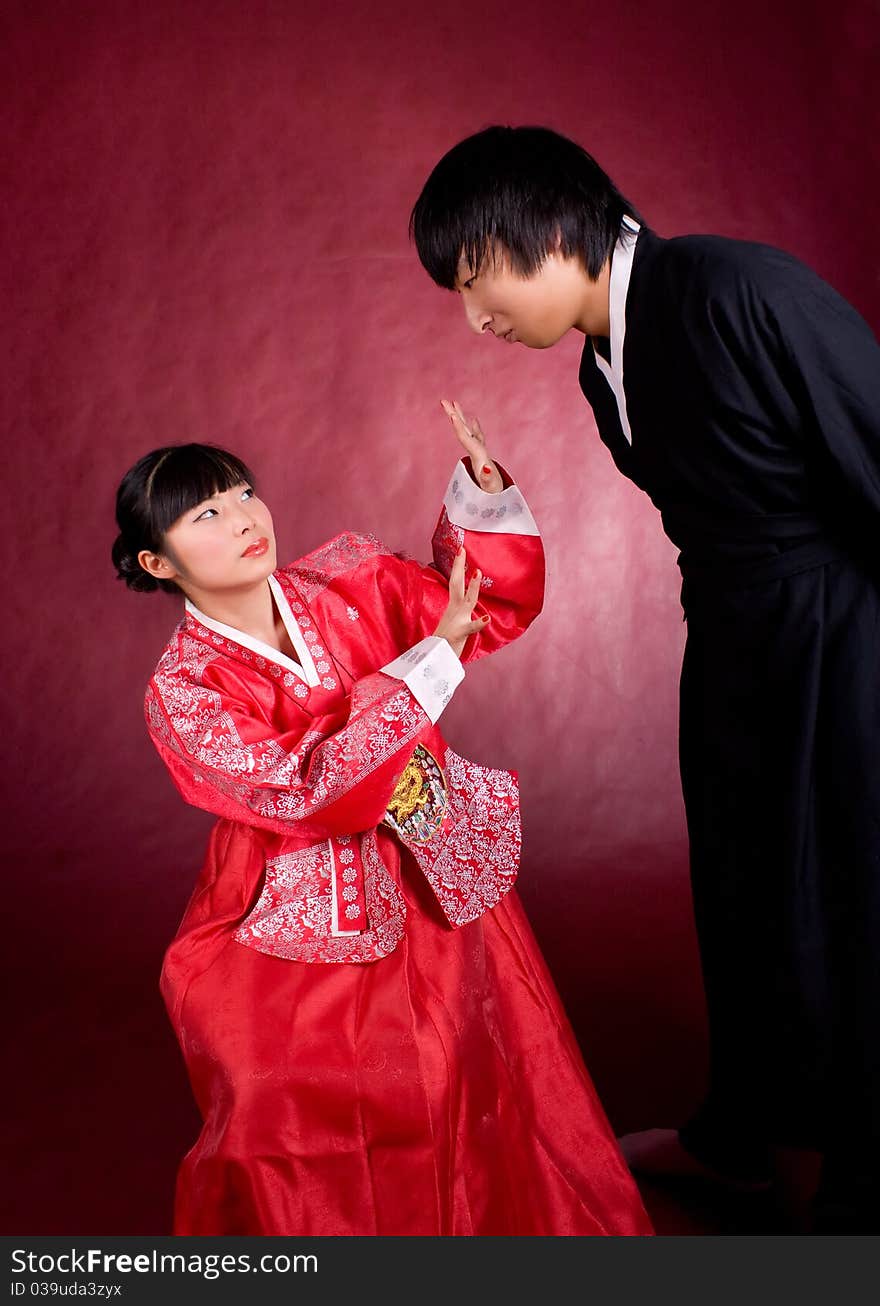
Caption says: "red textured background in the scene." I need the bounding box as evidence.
[2,0,877,1233]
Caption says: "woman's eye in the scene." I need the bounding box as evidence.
[463,276,476,290]
[195,507,217,521]
[241,487,254,501]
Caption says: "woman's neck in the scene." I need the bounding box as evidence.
[184,580,283,651]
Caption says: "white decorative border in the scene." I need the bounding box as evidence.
[328,838,360,937]
[442,464,539,536]
[184,574,319,686]
[591,214,640,446]
[381,635,464,724]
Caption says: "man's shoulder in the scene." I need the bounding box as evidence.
[647,229,819,299]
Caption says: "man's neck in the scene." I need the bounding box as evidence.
[576,258,612,338]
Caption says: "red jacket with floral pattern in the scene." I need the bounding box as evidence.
[146,460,544,963]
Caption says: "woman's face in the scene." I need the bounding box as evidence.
[141,482,277,598]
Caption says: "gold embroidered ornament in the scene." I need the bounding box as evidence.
[384,744,448,844]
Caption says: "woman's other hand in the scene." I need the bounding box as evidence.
[433,547,489,658]
[441,399,504,494]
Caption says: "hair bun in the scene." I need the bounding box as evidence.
[112,534,158,592]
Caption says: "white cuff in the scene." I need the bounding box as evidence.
[443,463,540,536]
[381,636,465,725]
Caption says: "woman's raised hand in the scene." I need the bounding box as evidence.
[441,399,504,494]
[433,547,489,659]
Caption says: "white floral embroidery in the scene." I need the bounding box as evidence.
[233,845,333,945]
[394,747,521,929]
[346,606,360,622]
[338,849,355,864]
[148,630,426,826]
[316,661,330,674]
[294,683,308,699]
[156,691,521,962]
[234,833,406,964]
[291,533,391,604]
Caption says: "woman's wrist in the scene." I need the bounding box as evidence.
[466,457,503,494]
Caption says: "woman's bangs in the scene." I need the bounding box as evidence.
[148,446,256,536]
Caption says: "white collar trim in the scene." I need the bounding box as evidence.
[592,215,640,445]
[185,574,320,686]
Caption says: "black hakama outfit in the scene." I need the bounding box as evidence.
[579,220,880,1227]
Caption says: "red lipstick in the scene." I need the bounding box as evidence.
[242,538,269,558]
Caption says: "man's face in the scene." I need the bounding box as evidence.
[453,246,592,348]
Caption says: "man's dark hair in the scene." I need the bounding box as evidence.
[410,125,642,289]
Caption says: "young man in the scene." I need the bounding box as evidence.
[410,125,880,1233]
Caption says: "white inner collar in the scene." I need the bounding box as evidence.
[592,215,640,444]
[185,574,320,686]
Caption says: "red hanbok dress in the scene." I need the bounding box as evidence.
[146,459,652,1236]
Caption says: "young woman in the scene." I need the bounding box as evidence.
[113,400,652,1236]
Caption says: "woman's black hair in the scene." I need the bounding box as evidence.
[410,125,643,288]
[112,443,256,593]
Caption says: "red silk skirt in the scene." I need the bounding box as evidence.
[160,821,652,1235]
